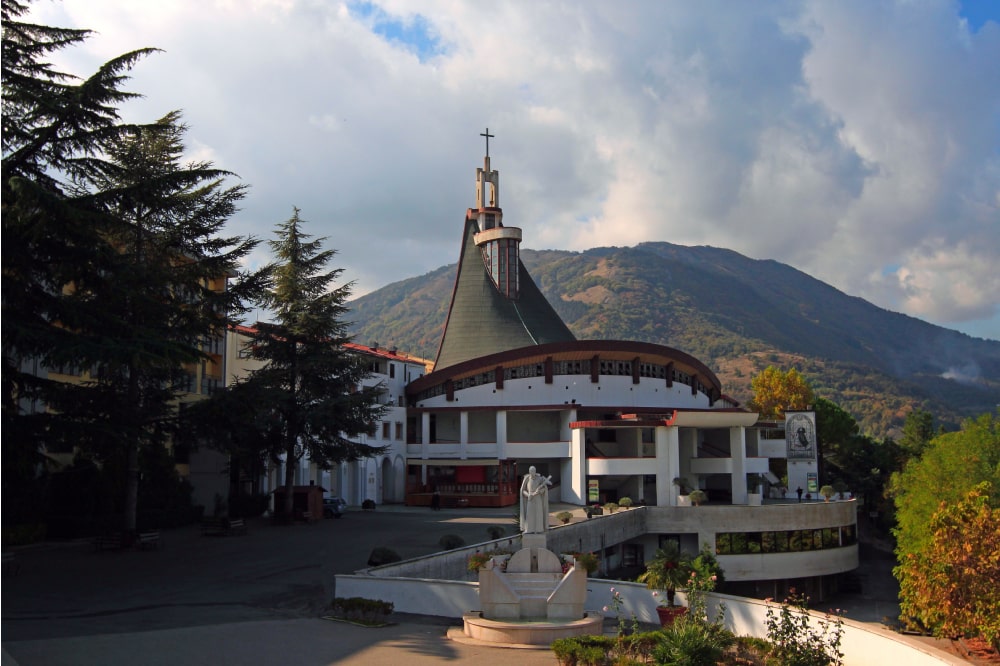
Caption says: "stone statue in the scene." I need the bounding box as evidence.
[519,466,551,533]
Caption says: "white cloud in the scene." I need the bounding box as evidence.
[24,0,1000,339]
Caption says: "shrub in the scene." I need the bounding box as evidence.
[688,489,707,506]
[618,497,633,508]
[568,551,599,575]
[468,552,491,572]
[604,502,619,514]
[361,499,376,511]
[653,618,734,666]
[764,592,844,666]
[329,596,393,625]
[556,511,573,524]
[366,547,401,567]
[438,534,465,550]
[485,525,505,539]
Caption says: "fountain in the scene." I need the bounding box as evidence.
[461,467,603,645]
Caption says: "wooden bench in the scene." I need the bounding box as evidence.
[201,517,227,536]
[2,552,19,575]
[227,519,247,535]
[136,531,161,550]
[93,533,124,551]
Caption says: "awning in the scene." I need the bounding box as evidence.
[406,458,504,467]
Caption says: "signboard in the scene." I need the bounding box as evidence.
[807,472,818,493]
[785,411,817,460]
[588,479,600,503]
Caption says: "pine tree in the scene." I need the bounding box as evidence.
[236,209,387,519]
[2,2,264,532]
[3,0,159,520]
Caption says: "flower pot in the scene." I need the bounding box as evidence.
[656,605,688,627]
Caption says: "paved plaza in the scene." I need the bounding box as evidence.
[1,503,947,665]
[1,504,563,665]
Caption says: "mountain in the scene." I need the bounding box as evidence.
[347,242,1000,437]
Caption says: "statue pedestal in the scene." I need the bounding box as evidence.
[521,532,547,550]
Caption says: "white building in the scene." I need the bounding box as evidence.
[225,326,428,507]
[400,143,851,597]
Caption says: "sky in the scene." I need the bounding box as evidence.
[25,0,1000,341]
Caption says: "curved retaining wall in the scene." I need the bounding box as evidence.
[334,575,965,666]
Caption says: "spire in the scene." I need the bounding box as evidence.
[432,135,576,370]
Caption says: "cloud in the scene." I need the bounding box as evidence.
[25,0,1000,340]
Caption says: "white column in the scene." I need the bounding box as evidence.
[421,412,430,458]
[459,411,469,459]
[655,426,679,506]
[730,426,748,504]
[495,410,507,460]
[564,427,586,504]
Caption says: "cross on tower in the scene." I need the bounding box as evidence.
[480,127,495,157]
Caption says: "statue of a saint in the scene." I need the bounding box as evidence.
[519,466,551,534]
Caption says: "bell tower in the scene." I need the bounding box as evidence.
[469,128,522,300]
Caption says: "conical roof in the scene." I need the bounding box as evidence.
[433,218,575,370]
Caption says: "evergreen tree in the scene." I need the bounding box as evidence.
[2,2,264,532]
[898,408,934,460]
[235,209,386,519]
[2,0,159,522]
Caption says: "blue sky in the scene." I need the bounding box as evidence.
[25,1,1000,341]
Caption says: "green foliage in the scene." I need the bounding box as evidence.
[2,2,263,533]
[618,497,633,507]
[467,552,491,572]
[556,510,573,524]
[688,489,707,506]
[638,542,692,605]
[764,592,844,666]
[891,412,1000,558]
[895,482,1000,648]
[328,596,393,625]
[566,551,600,575]
[899,408,935,459]
[438,534,465,550]
[653,619,735,666]
[202,209,386,519]
[604,502,619,514]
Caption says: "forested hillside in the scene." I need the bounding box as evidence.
[348,242,1000,437]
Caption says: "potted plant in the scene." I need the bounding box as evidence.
[556,511,573,524]
[819,485,835,502]
[673,477,692,506]
[747,474,763,506]
[688,489,707,506]
[618,497,633,508]
[637,542,692,626]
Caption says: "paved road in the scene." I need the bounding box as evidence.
[3,505,562,665]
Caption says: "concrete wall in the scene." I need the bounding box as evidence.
[334,575,965,666]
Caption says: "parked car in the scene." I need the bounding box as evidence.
[323,496,347,518]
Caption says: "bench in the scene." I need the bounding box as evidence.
[93,533,124,551]
[2,552,19,575]
[136,531,161,550]
[201,517,227,536]
[227,518,247,535]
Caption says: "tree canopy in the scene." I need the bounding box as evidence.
[748,366,814,419]
[214,209,387,519]
[892,412,1000,645]
[3,0,263,532]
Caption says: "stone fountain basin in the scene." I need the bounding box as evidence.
[462,611,604,645]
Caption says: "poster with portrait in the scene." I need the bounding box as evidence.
[785,411,816,460]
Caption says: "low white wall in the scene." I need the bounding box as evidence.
[335,576,965,666]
